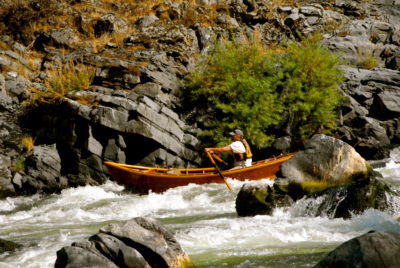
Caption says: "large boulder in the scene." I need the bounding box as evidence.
[55,217,193,268]
[280,134,368,185]
[236,135,394,218]
[313,230,400,268]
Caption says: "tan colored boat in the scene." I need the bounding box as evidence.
[104,153,295,193]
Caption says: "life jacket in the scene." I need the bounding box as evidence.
[233,139,253,161]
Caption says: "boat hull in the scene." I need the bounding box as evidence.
[104,153,294,193]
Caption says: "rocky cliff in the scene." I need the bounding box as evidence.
[0,0,399,196]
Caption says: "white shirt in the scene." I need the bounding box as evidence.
[230,141,252,167]
[230,141,246,153]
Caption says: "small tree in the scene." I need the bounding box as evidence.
[277,35,344,138]
[184,34,344,149]
[185,39,284,148]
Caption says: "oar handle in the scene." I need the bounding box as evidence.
[211,153,228,165]
[206,151,232,191]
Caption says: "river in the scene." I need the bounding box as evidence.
[1,151,400,268]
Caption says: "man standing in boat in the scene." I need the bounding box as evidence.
[205,129,252,168]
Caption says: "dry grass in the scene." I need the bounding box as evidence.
[357,48,379,69]
[28,60,95,105]
[21,135,34,152]
[270,0,301,8]
[0,40,10,50]
[88,30,132,52]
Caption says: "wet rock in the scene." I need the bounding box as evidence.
[0,238,21,254]
[236,181,293,217]
[301,171,392,219]
[314,231,400,268]
[55,217,193,268]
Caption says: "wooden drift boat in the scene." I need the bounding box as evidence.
[104,153,295,193]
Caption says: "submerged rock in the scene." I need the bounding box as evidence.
[0,238,21,254]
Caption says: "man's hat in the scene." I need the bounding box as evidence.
[229,129,243,137]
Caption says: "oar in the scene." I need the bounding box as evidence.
[211,153,229,168]
[206,151,233,191]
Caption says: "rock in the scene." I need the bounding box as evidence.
[55,217,193,268]
[195,25,215,54]
[136,15,159,28]
[338,67,400,158]
[299,171,393,219]
[0,76,14,110]
[280,134,368,185]
[236,181,293,216]
[272,136,292,153]
[21,144,68,194]
[0,238,21,254]
[313,231,400,268]
[104,137,126,163]
[33,28,80,51]
[94,13,129,37]
[4,73,30,102]
[0,155,14,198]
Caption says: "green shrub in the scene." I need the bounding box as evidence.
[184,34,344,148]
[185,38,284,147]
[278,35,344,138]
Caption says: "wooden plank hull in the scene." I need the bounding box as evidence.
[104,153,295,193]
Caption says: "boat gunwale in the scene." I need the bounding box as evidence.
[103,153,295,179]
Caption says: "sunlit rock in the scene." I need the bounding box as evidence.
[280,134,368,185]
[55,217,194,268]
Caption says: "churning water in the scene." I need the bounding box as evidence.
[1,152,400,268]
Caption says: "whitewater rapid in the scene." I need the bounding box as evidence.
[0,158,399,268]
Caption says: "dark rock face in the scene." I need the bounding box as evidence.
[0,0,400,196]
[313,230,400,268]
[55,217,193,268]
[19,144,69,194]
[338,67,400,159]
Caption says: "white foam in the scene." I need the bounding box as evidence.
[1,167,399,268]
